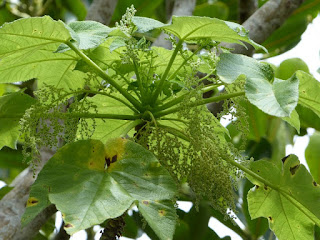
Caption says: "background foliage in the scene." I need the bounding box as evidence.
[0,0,320,240]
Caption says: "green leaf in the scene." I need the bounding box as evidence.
[296,104,320,131]
[132,16,166,33]
[0,16,86,89]
[152,47,190,77]
[65,21,112,50]
[138,200,176,240]
[239,100,268,141]
[282,109,300,133]
[0,16,70,55]
[122,214,139,239]
[162,16,265,50]
[247,155,320,240]
[0,84,20,96]
[217,53,274,84]
[217,53,299,117]
[0,92,36,150]
[275,58,309,80]
[76,93,136,143]
[296,70,320,118]
[0,186,13,200]
[22,139,177,239]
[305,132,320,183]
[0,146,28,169]
[241,180,269,238]
[193,2,229,20]
[79,38,123,71]
[109,37,127,52]
[63,0,87,21]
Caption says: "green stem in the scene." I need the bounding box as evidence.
[71,113,140,120]
[159,117,188,125]
[200,84,222,93]
[154,84,223,113]
[46,89,138,114]
[197,70,215,82]
[81,90,138,113]
[67,42,142,112]
[109,64,141,99]
[157,124,190,142]
[120,119,143,137]
[168,45,202,80]
[133,61,144,97]
[154,91,245,118]
[150,40,183,104]
[6,112,140,120]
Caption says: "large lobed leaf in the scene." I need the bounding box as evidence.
[247,155,320,240]
[161,16,266,51]
[216,53,299,117]
[0,92,36,150]
[22,138,177,239]
[0,16,85,89]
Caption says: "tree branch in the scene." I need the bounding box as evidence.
[0,147,57,240]
[239,0,258,23]
[86,0,118,25]
[226,0,305,55]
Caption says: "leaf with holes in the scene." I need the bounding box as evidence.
[21,138,177,239]
[247,155,320,240]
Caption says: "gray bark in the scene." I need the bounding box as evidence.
[86,0,118,25]
[0,147,56,240]
[227,0,305,55]
[239,0,258,23]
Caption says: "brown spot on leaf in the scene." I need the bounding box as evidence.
[282,155,290,163]
[65,223,74,228]
[264,185,268,190]
[142,200,149,205]
[111,155,117,163]
[313,181,318,186]
[159,210,166,217]
[105,157,111,167]
[268,216,273,222]
[27,197,39,207]
[255,185,260,189]
[290,164,300,175]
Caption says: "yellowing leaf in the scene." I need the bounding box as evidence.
[22,139,177,240]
